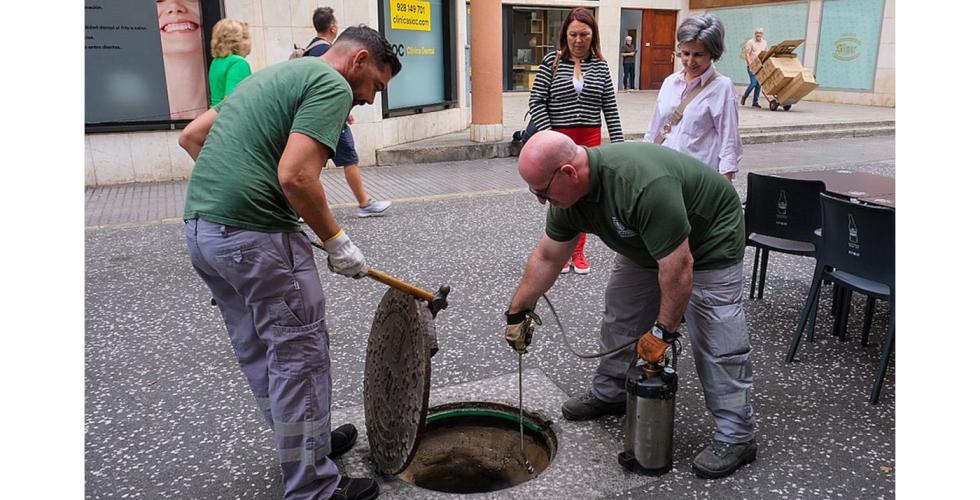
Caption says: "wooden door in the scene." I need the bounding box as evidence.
[639,10,677,90]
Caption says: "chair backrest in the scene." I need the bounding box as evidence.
[817,192,895,288]
[745,173,826,243]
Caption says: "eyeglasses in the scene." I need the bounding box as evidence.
[529,167,561,201]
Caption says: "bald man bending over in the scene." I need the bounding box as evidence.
[503,131,758,479]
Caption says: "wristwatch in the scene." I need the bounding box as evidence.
[653,322,678,341]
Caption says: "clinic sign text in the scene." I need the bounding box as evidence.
[391,0,431,31]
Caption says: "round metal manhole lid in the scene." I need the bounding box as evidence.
[363,288,432,475]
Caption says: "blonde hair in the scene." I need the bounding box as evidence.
[211,19,251,58]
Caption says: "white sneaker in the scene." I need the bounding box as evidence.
[356,199,391,218]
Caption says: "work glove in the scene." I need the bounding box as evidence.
[504,309,542,354]
[636,324,677,364]
[321,229,368,279]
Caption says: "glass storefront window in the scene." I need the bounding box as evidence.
[506,7,577,91]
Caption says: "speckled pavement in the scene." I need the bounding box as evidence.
[85,139,895,499]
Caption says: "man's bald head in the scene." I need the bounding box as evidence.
[518,130,589,207]
[518,130,577,183]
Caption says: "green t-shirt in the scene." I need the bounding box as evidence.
[184,58,353,232]
[545,143,745,270]
[208,54,252,107]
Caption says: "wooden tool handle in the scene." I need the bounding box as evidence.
[367,268,434,302]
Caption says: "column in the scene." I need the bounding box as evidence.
[469,0,503,142]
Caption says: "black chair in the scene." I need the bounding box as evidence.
[785,193,895,404]
[744,173,826,299]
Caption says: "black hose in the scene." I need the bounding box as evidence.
[541,293,639,359]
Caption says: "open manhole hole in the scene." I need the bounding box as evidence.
[398,402,558,494]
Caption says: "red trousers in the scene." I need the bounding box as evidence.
[553,127,600,258]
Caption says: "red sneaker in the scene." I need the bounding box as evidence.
[561,262,571,274]
[571,253,591,274]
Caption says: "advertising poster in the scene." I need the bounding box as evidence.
[382,0,447,110]
[86,0,208,125]
[815,0,885,90]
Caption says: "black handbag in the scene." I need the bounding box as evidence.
[513,53,560,145]
[514,111,541,144]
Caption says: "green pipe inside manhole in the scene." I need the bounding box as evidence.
[398,401,558,494]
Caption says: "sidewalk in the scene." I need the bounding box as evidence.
[377,91,895,165]
[85,136,895,228]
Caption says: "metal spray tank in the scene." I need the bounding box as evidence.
[617,353,678,476]
[537,294,681,476]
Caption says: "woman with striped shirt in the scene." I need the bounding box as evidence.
[528,7,624,275]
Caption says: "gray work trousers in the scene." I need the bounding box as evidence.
[185,219,340,499]
[591,254,756,443]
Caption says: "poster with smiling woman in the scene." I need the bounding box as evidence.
[157,0,207,120]
[85,0,208,125]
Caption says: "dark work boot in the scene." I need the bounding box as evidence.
[561,390,626,421]
[329,476,379,500]
[692,439,758,479]
[328,424,358,459]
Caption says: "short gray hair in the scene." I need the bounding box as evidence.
[676,13,725,61]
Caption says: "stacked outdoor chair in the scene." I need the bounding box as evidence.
[785,193,895,404]
[744,173,826,300]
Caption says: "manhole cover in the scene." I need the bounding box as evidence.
[363,288,432,475]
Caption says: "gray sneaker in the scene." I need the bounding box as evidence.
[692,439,757,479]
[561,390,626,421]
[356,199,391,218]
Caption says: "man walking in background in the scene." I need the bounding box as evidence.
[741,28,768,108]
[302,6,392,218]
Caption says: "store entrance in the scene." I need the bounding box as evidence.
[504,6,591,92]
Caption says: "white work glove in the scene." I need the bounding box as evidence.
[321,229,368,279]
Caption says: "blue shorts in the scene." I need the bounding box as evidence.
[333,125,359,167]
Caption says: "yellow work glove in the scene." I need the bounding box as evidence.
[504,309,542,353]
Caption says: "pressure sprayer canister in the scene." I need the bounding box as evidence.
[618,363,677,475]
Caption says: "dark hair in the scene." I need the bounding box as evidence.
[335,25,402,77]
[313,7,336,34]
[558,7,603,61]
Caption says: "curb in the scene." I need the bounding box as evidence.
[377,121,895,166]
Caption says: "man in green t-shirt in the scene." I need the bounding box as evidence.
[179,26,400,500]
[504,131,757,480]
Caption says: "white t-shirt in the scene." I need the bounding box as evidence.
[744,38,768,62]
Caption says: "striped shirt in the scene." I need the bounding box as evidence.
[528,51,624,142]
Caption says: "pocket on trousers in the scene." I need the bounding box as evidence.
[693,287,749,358]
[271,319,329,378]
[214,245,264,266]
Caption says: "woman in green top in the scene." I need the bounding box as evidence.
[208,18,252,107]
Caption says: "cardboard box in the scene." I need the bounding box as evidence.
[758,55,801,87]
[762,57,804,95]
[749,55,763,75]
[779,70,819,105]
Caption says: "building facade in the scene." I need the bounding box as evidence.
[85,0,893,186]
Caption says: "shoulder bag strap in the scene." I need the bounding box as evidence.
[304,39,329,56]
[654,73,717,145]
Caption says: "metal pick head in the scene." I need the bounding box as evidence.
[428,285,451,317]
